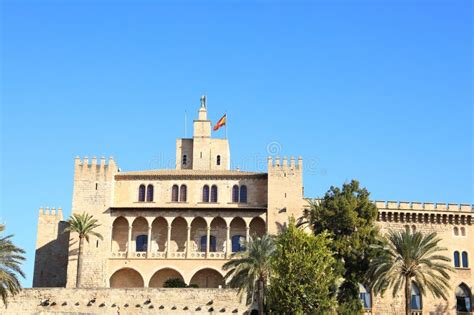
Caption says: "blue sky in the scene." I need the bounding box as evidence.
[0,0,472,287]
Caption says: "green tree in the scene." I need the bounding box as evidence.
[223,234,275,315]
[65,212,103,288]
[301,180,380,312]
[0,224,25,306]
[268,219,337,314]
[163,278,187,288]
[367,230,452,315]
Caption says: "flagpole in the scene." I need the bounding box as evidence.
[225,111,228,139]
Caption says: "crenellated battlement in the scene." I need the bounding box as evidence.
[39,207,63,219]
[74,156,118,180]
[375,200,473,212]
[267,156,303,170]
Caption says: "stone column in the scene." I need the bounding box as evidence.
[225,226,231,259]
[147,226,152,258]
[186,225,191,259]
[127,225,132,258]
[206,226,211,258]
[246,226,250,245]
[166,226,171,258]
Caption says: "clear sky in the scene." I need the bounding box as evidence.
[0,0,472,287]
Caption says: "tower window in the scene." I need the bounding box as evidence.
[232,185,239,203]
[217,155,221,166]
[462,251,469,268]
[240,185,248,203]
[172,185,179,202]
[182,155,187,165]
[203,185,210,202]
[180,185,187,202]
[454,251,460,268]
[138,184,146,202]
[211,185,218,202]
[146,184,154,202]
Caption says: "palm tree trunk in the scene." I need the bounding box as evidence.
[76,236,84,288]
[257,279,264,315]
[405,276,411,315]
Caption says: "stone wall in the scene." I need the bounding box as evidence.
[1,288,251,315]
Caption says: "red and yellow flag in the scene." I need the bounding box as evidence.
[213,114,227,131]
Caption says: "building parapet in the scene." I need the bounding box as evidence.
[267,156,302,169]
[374,200,473,213]
[74,156,118,179]
[39,207,63,219]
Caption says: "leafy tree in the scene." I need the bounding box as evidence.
[301,180,381,312]
[0,224,25,306]
[223,234,275,315]
[268,219,337,314]
[367,230,452,315]
[65,212,103,288]
[163,278,187,288]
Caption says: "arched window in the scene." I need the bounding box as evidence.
[462,251,469,268]
[359,283,371,309]
[411,225,416,233]
[454,251,460,268]
[240,185,247,203]
[210,185,218,202]
[136,235,148,252]
[454,226,459,236]
[146,184,154,202]
[461,227,466,236]
[411,282,422,311]
[171,185,179,202]
[138,185,146,202]
[202,185,210,202]
[231,235,245,252]
[456,283,472,312]
[182,155,187,165]
[200,235,216,252]
[179,185,187,202]
[232,185,239,203]
[216,155,221,166]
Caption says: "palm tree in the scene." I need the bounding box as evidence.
[367,229,452,315]
[65,213,103,288]
[0,224,25,306]
[223,234,275,315]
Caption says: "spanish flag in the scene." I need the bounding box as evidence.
[213,114,227,131]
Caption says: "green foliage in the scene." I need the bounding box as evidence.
[302,180,381,308]
[268,219,336,314]
[0,224,25,306]
[163,278,187,288]
[367,229,452,314]
[223,234,275,314]
[65,212,103,242]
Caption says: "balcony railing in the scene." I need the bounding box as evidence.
[110,250,233,259]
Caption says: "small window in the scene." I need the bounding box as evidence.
[232,185,239,203]
[454,227,459,236]
[359,283,371,309]
[240,185,248,203]
[231,235,245,252]
[179,185,187,202]
[462,251,469,268]
[202,185,210,203]
[211,185,218,202]
[200,235,216,252]
[411,225,416,233]
[216,155,221,166]
[461,227,466,236]
[138,185,146,202]
[146,184,154,202]
[454,251,460,268]
[182,155,187,165]
[171,185,179,202]
[411,282,422,310]
[136,235,148,252]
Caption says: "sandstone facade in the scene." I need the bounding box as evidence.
[24,99,473,314]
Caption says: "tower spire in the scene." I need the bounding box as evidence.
[200,95,206,108]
